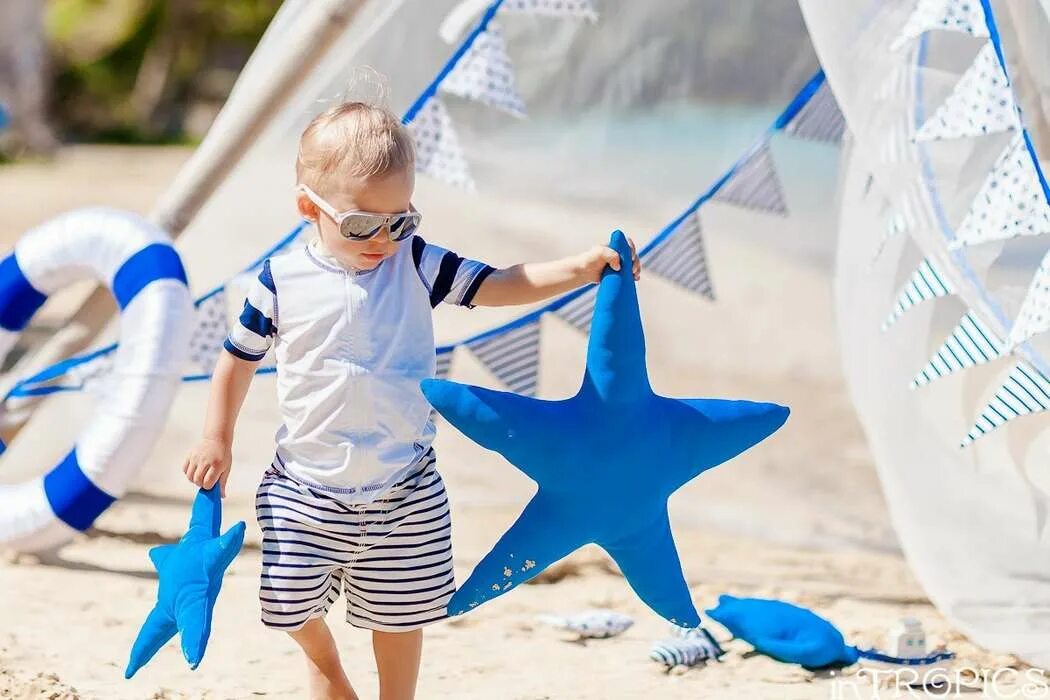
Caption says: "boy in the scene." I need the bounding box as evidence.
[183,99,640,700]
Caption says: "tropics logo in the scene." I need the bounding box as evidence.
[829,666,1050,699]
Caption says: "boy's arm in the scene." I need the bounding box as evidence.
[183,351,258,495]
[470,238,640,307]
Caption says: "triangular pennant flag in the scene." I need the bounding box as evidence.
[963,360,1050,444]
[891,0,989,51]
[501,0,598,21]
[409,97,475,191]
[916,43,1021,142]
[951,133,1050,249]
[713,142,788,216]
[1007,249,1050,348]
[441,22,526,118]
[188,291,229,373]
[782,80,847,145]
[910,311,1005,388]
[883,258,955,329]
[465,320,541,396]
[644,213,715,300]
[553,286,597,334]
[436,347,454,380]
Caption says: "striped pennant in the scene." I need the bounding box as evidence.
[465,320,541,396]
[883,258,955,330]
[409,97,475,191]
[782,80,846,145]
[553,286,597,334]
[890,0,989,51]
[713,142,788,216]
[916,43,1020,142]
[441,22,527,118]
[963,360,1050,444]
[910,312,1005,388]
[951,133,1050,249]
[435,347,454,380]
[644,212,714,300]
[1008,249,1050,348]
[188,291,229,373]
[501,0,598,21]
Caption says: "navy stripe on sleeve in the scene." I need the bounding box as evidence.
[430,251,464,307]
[239,300,276,337]
[224,338,266,362]
[460,265,496,308]
[258,259,277,294]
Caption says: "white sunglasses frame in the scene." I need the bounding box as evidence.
[297,184,421,241]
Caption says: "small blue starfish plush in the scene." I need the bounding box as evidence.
[422,230,789,627]
[125,486,245,678]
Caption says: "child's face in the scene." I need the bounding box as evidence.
[298,167,415,271]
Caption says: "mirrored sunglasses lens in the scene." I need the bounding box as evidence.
[389,214,421,241]
[341,214,386,239]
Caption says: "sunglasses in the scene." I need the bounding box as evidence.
[298,184,422,242]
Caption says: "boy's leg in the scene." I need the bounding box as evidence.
[372,629,423,700]
[289,618,359,700]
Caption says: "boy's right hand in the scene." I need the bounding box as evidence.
[183,437,233,497]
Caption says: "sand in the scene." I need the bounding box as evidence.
[0,146,1024,699]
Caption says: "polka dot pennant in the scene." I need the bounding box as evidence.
[951,133,1050,249]
[891,0,990,51]
[441,22,527,118]
[409,97,476,191]
[188,291,230,374]
[1008,248,1050,348]
[916,43,1020,142]
[500,0,598,21]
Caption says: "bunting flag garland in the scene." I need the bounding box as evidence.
[465,320,542,396]
[409,98,475,191]
[890,0,989,51]
[883,258,955,329]
[644,213,715,300]
[915,43,1020,142]
[1007,250,1050,349]
[950,133,1050,249]
[441,21,527,118]
[910,312,1005,388]
[187,292,230,374]
[781,79,847,145]
[712,143,789,216]
[501,0,599,21]
[553,287,597,334]
[963,360,1050,444]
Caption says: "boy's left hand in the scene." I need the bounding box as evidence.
[577,236,641,284]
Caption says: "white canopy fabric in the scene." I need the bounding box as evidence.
[799,0,1050,666]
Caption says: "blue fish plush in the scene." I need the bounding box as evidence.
[423,231,790,626]
[706,595,860,669]
[125,486,245,678]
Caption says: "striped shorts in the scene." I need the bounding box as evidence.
[254,450,455,632]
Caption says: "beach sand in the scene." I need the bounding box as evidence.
[0,146,1024,699]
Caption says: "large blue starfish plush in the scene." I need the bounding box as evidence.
[125,486,245,678]
[422,230,789,627]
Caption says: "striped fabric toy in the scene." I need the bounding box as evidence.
[536,610,635,639]
[650,626,726,668]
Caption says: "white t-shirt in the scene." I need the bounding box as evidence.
[225,235,494,503]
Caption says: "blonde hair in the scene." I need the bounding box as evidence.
[296,101,415,194]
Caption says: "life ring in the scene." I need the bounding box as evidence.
[0,208,193,552]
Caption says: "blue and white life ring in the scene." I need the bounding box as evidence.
[0,208,193,552]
